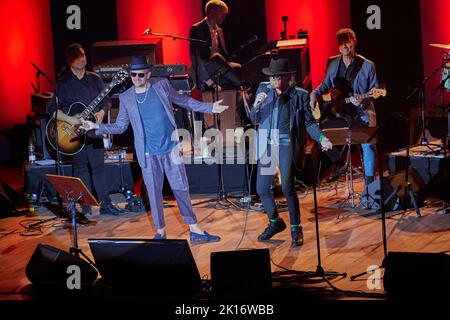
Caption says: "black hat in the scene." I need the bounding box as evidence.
[262,58,295,76]
[129,55,152,71]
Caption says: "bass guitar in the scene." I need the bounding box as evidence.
[312,87,387,121]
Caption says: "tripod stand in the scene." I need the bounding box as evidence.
[321,126,378,216]
[408,58,449,151]
[193,69,240,210]
[46,174,97,266]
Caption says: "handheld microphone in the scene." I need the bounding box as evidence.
[143,27,152,35]
[253,85,271,108]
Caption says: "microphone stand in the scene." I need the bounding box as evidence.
[408,59,448,150]
[306,146,347,283]
[29,95,67,229]
[193,67,240,210]
[143,27,209,45]
[350,125,388,281]
[30,61,55,93]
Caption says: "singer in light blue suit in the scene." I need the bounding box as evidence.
[81,55,229,244]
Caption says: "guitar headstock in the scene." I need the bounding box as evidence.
[111,69,129,86]
[370,87,387,99]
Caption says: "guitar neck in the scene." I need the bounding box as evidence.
[79,81,116,119]
[343,92,372,104]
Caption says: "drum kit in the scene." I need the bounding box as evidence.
[429,43,450,92]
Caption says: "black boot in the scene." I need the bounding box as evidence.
[290,225,304,247]
[365,175,374,185]
[258,218,286,241]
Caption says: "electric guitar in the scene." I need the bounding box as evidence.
[46,69,128,155]
[312,87,387,121]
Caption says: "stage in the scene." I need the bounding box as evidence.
[1,174,449,300]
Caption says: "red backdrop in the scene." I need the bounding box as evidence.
[0,1,447,130]
[116,0,203,66]
[0,0,55,130]
[265,0,351,89]
[420,0,450,107]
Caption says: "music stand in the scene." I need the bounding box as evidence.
[322,127,378,214]
[46,174,98,266]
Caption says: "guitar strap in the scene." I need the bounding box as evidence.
[346,55,365,91]
[334,55,364,94]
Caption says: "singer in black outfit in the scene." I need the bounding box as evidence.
[249,59,333,247]
[47,43,126,216]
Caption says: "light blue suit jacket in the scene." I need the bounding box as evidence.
[95,77,214,167]
[312,54,378,126]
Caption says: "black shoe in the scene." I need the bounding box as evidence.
[100,203,128,215]
[291,226,304,247]
[258,218,286,241]
[365,175,375,185]
[328,163,348,182]
[81,205,92,216]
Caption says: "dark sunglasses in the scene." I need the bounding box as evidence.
[130,72,148,78]
[269,76,283,80]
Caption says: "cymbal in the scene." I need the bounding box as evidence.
[429,43,450,50]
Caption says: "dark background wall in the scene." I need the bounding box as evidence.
[201,0,268,65]
[50,0,118,76]
[350,0,424,150]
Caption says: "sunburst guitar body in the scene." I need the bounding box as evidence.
[46,69,128,156]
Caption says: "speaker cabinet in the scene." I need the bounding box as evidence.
[88,239,202,298]
[383,251,450,299]
[0,181,22,217]
[25,244,98,286]
[360,168,426,210]
[210,248,272,298]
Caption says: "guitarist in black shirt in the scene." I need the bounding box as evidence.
[47,43,126,216]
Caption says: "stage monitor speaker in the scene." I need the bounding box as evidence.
[88,239,202,298]
[0,181,22,217]
[360,167,426,210]
[210,248,272,299]
[383,251,450,299]
[25,244,98,286]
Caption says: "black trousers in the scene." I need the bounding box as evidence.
[256,144,301,226]
[72,143,110,205]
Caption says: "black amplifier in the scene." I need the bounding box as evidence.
[150,64,186,77]
[93,64,187,80]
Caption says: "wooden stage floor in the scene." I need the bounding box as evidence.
[0,175,449,300]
